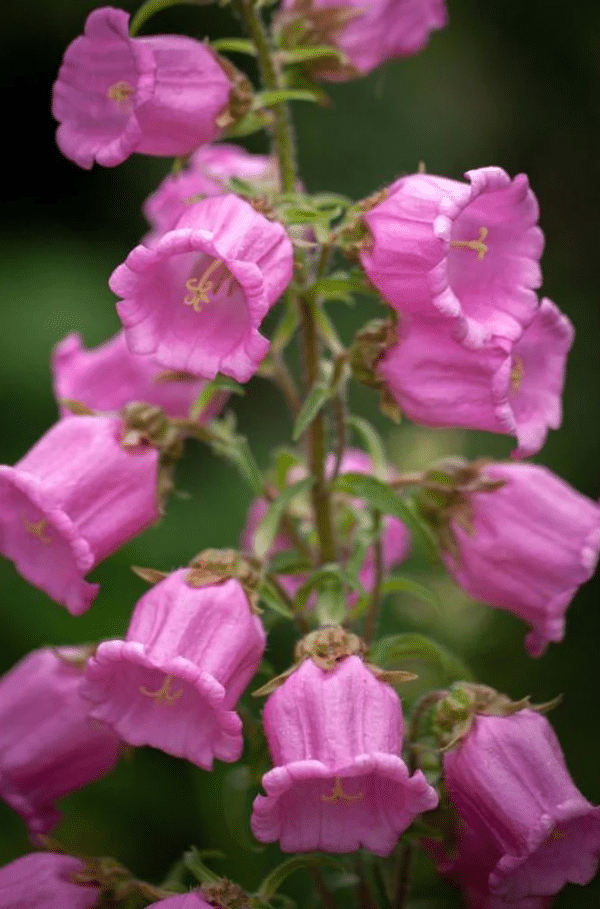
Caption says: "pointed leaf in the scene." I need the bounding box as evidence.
[347,415,388,479]
[191,374,244,419]
[255,89,323,108]
[256,855,344,900]
[279,44,345,64]
[369,633,474,684]
[380,575,440,609]
[254,477,314,558]
[292,381,332,440]
[211,37,257,55]
[182,847,220,884]
[258,579,295,619]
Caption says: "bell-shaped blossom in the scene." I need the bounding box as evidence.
[143,144,277,243]
[277,0,447,81]
[241,449,410,603]
[111,194,294,382]
[81,571,266,769]
[437,710,600,901]
[440,462,600,656]
[251,655,438,855]
[377,298,573,457]
[51,7,241,169]
[360,167,544,346]
[52,331,227,421]
[0,416,160,615]
[0,852,99,909]
[0,647,121,838]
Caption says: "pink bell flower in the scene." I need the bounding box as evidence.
[0,647,121,838]
[251,655,438,854]
[241,448,410,603]
[111,194,294,382]
[0,415,160,615]
[278,0,447,80]
[438,710,600,901]
[0,852,99,909]
[360,167,544,346]
[440,462,600,656]
[81,571,266,769]
[52,331,226,421]
[51,7,237,169]
[377,298,574,457]
[143,144,277,243]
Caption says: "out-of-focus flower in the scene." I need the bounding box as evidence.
[81,571,266,769]
[277,0,447,80]
[111,194,293,382]
[0,852,100,909]
[251,654,438,854]
[359,167,543,346]
[52,7,249,169]
[52,331,227,421]
[377,298,574,457]
[241,448,410,603]
[0,647,121,838]
[143,144,278,243]
[0,416,160,615]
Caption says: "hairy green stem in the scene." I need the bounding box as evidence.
[232,0,297,192]
[362,511,383,646]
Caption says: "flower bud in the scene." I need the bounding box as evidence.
[0,853,99,909]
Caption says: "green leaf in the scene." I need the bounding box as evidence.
[332,472,437,556]
[190,374,244,419]
[346,415,388,479]
[306,276,366,304]
[270,291,299,354]
[253,477,314,558]
[292,380,332,440]
[223,110,270,139]
[255,88,323,108]
[294,564,361,612]
[279,44,345,64]
[206,417,263,496]
[315,576,347,626]
[256,855,344,900]
[258,579,295,619]
[380,575,441,609]
[211,37,257,56]
[369,633,474,683]
[313,306,345,355]
[267,549,312,574]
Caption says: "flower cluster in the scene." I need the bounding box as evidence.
[1,1,598,907]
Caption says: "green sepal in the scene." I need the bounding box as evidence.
[182,847,221,885]
[205,414,263,495]
[211,37,257,56]
[279,44,345,65]
[258,578,295,619]
[254,88,324,108]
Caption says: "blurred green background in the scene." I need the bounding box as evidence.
[1,1,599,906]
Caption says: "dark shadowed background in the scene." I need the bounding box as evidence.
[1,1,599,906]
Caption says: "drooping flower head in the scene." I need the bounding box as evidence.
[376,298,574,457]
[359,167,544,346]
[0,415,162,614]
[241,448,410,605]
[251,653,438,854]
[276,0,447,81]
[111,194,294,382]
[418,460,600,656]
[81,570,266,769]
[0,647,121,838]
[143,144,278,243]
[52,331,227,422]
[435,706,600,901]
[52,7,250,169]
[0,852,100,909]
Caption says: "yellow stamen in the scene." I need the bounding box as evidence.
[139,674,183,705]
[183,259,229,312]
[107,80,135,104]
[21,513,51,544]
[510,354,524,393]
[321,776,364,804]
[546,826,565,843]
[450,226,489,260]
